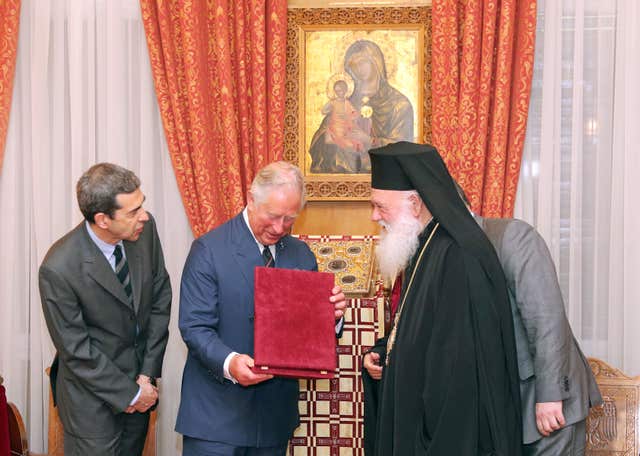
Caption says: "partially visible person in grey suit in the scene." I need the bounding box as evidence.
[39,163,171,456]
[459,185,602,455]
[477,214,602,454]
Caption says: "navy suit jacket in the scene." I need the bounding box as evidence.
[175,213,318,446]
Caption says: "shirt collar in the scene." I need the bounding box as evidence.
[242,208,276,259]
[85,221,125,262]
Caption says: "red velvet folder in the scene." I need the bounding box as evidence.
[252,266,337,379]
[0,385,10,456]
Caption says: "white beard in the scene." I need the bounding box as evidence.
[375,209,424,282]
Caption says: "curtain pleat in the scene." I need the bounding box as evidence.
[0,0,21,173]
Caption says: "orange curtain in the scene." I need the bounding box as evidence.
[0,0,21,173]
[140,0,287,237]
[431,0,537,217]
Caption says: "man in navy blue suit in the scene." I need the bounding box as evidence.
[176,161,347,456]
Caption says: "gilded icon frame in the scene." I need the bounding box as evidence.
[284,7,432,201]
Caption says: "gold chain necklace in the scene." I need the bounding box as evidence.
[385,222,440,365]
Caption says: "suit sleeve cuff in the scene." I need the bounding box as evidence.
[223,352,239,384]
[535,374,571,402]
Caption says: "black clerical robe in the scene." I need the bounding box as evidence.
[373,223,521,456]
[362,335,386,455]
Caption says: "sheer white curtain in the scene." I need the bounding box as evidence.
[515,0,640,373]
[0,0,191,453]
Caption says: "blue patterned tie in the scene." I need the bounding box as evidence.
[262,246,275,268]
[113,245,133,300]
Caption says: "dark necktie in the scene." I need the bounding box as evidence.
[262,246,275,268]
[113,244,133,300]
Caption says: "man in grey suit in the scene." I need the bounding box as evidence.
[40,163,171,456]
[476,214,601,455]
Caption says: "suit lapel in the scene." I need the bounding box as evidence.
[80,223,134,310]
[274,237,294,269]
[124,241,142,314]
[230,214,264,290]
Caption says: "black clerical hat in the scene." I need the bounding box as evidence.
[369,142,439,191]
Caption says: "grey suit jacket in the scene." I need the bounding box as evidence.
[39,214,171,438]
[477,216,601,444]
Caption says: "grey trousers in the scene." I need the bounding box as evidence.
[523,419,586,456]
[63,411,149,456]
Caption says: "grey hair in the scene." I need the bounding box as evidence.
[250,161,306,210]
[404,190,420,202]
[402,189,428,216]
[76,163,140,223]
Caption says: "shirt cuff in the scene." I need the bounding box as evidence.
[223,351,239,384]
[129,386,141,406]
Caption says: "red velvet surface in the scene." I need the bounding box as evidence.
[252,267,337,379]
[390,275,402,318]
[0,385,10,456]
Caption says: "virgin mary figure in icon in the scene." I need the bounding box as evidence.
[309,39,414,174]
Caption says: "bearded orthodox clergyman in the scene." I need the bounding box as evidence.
[362,142,522,456]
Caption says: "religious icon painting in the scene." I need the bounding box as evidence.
[285,7,432,200]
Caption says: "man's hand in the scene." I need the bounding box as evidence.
[229,354,274,387]
[363,352,383,380]
[535,401,565,436]
[132,380,158,413]
[137,374,152,384]
[330,285,347,320]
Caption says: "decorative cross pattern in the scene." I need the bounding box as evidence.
[290,233,383,455]
[290,297,381,455]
